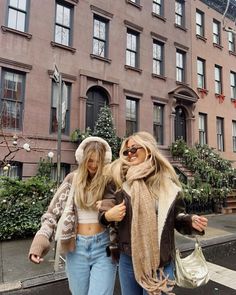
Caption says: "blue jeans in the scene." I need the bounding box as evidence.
[118,253,175,295]
[66,230,117,295]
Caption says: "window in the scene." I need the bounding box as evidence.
[153,0,163,16]
[153,104,164,145]
[126,29,139,68]
[153,40,164,76]
[51,163,70,182]
[126,98,138,136]
[232,121,236,152]
[93,15,108,58]
[175,0,184,27]
[0,69,25,130]
[214,65,222,94]
[176,49,186,83]
[51,81,70,134]
[199,113,207,145]
[0,162,22,179]
[55,2,73,46]
[216,117,224,151]
[228,31,235,52]
[7,0,28,32]
[230,71,236,99]
[196,9,204,37]
[213,19,221,45]
[197,58,205,89]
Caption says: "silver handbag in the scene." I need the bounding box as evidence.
[175,238,210,288]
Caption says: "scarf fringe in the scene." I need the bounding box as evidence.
[139,268,175,295]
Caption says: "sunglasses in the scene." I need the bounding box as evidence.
[123,146,143,156]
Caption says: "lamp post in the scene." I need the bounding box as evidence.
[53,64,62,188]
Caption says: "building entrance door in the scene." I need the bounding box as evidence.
[175,106,186,141]
[86,87,108,131]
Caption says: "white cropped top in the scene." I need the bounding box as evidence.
[77,208,99,224]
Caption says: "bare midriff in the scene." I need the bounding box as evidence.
[77,223,104,235]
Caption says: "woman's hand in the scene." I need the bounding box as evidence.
[30,254,44,264]
[96,200,102,210]
[191,215,208,232]
[105,200,126,222]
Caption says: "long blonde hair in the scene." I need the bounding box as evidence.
[107,131,181,197]
[74,141,108,209]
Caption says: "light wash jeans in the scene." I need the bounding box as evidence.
[66,230,117,295]
[118,253,175,295]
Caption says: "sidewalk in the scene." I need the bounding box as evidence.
[0,213,236,293]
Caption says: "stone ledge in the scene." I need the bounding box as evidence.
[0,281,21,292]
[21,271,67,289]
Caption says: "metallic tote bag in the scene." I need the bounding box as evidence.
[175,238,210,288]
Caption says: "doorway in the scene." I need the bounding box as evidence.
[175,106,186,141]
[86,86,109,131]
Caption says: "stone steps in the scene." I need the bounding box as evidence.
[222,190,236,214]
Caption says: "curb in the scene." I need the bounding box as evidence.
[0,281,21,293]
[1,234,236,292]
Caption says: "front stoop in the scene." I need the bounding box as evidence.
[222,190,236,214]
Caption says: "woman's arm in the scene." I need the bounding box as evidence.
[174,192,208,235]
[29,173,74,261]
[98,182,126,225]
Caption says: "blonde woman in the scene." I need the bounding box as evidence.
[99,131,208,295]
[29,137,117,295]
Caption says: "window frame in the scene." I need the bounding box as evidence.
[197,57,206,89]
[152,40,164,76]
[153,103,164,145]
[199,113,207,145]
[153,0,163,17]
[214,65,222,94]
[126,97,138,136]
[196,9,204,37]
[126,28,140,68]
[0,68,25,130]
[54,1,73,47]
[175,0,185,27]
[51,162,70,182]
[50,80,71,135]
[176,49,186,83]
[232,120,236,152]
[7,0,29,32]
[228,31,235,52]
[213,19,221,45]
[216,117,224,152]
[92,14,109,58]
[0,161,22,179]
[230,71,236,99]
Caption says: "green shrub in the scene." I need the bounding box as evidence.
[0,176,55,240]
[170,140,236,205]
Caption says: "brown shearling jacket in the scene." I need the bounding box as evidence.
[99,181,203,267]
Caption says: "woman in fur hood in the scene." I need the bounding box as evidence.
[29,136,117,295]
[98,131,208,295]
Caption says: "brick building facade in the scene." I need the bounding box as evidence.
[0,0,235,179]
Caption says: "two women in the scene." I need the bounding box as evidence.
[29,137,117,295]
[99,131,208,295]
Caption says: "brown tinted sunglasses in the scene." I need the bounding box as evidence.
[123,146,143,156]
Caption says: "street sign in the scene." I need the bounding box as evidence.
[53,65,60,83]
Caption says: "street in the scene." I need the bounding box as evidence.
[3,251,236,295]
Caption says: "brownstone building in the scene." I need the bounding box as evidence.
[0,0,235,179]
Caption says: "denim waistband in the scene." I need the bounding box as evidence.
[76,229,108,241]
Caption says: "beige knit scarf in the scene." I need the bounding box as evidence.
[125,159,175,295]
